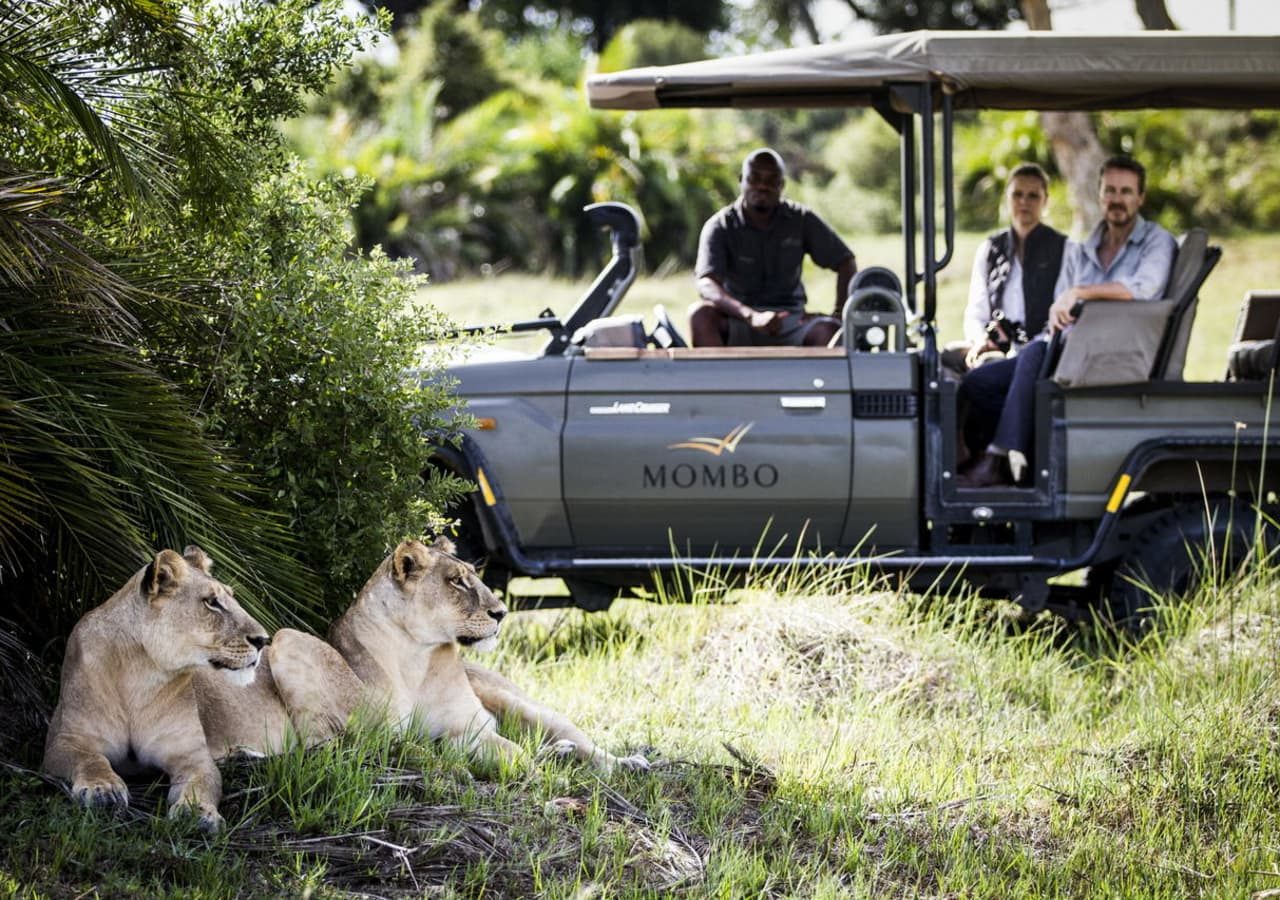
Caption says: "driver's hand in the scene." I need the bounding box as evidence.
[749,309,789,334]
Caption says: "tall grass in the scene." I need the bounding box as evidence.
[7,554,1280,896]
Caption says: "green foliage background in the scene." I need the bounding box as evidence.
[1,0,465,639]
[295,12,1280,281]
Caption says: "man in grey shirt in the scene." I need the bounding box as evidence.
[960,155,1177,487]
[691,148,857,347]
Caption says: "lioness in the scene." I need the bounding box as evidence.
[43,546,270,831]
[329,538,649,773]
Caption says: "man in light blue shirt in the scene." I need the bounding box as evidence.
[1047,163,1177,330]
[959,155,1176,487]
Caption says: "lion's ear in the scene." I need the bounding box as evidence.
[142,549,189,602]
[182,545,213,575]
[393,540,433,585]
[431,535,457,556]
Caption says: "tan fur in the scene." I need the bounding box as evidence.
[42,546,270,832]
[329,537,649,773]
[193,628,365,760]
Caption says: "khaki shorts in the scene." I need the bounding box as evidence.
[726,311,836,347]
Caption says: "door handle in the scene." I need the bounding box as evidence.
[780,396,826,409]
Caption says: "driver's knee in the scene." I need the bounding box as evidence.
[802,318,839,347]
[689,301,726,347]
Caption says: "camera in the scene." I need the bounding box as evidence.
[984,310,1027,354]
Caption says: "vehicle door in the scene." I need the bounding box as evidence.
[562,349,853,554]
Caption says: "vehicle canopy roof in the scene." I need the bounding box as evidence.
[586,31,1280,112]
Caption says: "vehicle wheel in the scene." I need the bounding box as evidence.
[1102,499,1275,630]
[564,578,616,613]
[649,304,689,349]
[445,496,510,594]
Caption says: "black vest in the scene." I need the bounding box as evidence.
[986,223,1066,338]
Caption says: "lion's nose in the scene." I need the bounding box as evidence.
[248,634,270,650]
[487,608,506,623]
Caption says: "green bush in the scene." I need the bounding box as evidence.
[396,1,506,122]
[1099,110,1280,234]
[596,19,708,72]
[165,164,465,607]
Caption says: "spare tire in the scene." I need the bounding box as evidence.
[1227,339,1277,381]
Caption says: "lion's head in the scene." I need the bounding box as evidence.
[136,546,270,682]
[375,537,507,650]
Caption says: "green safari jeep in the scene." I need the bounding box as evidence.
[430,31,1280,623]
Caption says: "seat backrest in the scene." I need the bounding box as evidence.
[1230,289,1280,343]
[1149,227,1219,380]
[1050,228,1220,388]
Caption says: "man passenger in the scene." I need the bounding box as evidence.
[958,155,1177,488]
[691,148,857,347]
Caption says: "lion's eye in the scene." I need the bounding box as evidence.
[449,575,466,589]
[203,596,224,612]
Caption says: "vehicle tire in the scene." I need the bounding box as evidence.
[444,495,510,595]
[1103,499,1276,630]
[564,578,616,613]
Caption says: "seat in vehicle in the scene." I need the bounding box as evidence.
[1044,228,1219,387]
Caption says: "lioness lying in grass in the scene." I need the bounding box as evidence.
[329,537,649,773]
[196,537,647,772]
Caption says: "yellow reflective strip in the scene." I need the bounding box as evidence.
[476,467,497,507]
[1106,473,1132,513]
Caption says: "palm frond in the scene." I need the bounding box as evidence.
[0,0,205,213]
[0,301,324,634]
[0,170,143,329]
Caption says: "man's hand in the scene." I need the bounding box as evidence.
[1049,288,1083,332]
[748,308,789,335]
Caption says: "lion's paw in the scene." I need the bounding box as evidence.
[72,775,129,810]
[169,801,224,834]
[614,753,651,773]
[551,739,579,758]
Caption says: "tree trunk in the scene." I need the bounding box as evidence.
[1135,0,1179,29]
[1020,0,1104,235]
[1042,112,1105,236]
[1020,0,1051,29]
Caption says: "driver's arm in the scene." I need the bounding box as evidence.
[697,275,756,325]
[833,256,857,318]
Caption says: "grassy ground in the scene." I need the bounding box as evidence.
[427,232,1280,382]
[5,235,1280,896]
[5,561,1280,897]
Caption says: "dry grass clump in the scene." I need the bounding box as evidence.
[691,589,964,715]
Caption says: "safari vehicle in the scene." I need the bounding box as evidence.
[430,31,1280,621]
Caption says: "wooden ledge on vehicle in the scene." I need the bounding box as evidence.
[583,346,847,361]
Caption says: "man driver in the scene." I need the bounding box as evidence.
[691,148,857,347]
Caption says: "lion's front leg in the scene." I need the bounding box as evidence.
[463,662,649,773]
[161,749,223,833]
[467,726,530,770]
[143,706,226,832]
[43,733,130,810]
